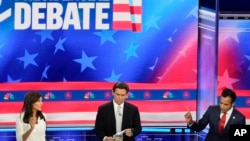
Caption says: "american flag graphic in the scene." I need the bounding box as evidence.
[0,0,212,127]
[217,19,250,124]
[112,0,142,32]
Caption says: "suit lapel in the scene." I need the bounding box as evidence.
[215,108,221,133]
[109,102,116,132]
[224,108,236,132]
[121,102,128,130]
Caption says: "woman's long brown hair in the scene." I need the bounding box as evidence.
[21,91,45,123]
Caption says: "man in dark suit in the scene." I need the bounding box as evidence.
[95,82,142,141]
[184,88,246,141]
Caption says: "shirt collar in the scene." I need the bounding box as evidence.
[223,106,233,115]
[113,100,124,108]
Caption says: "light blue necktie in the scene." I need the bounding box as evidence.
[116,105,122,132]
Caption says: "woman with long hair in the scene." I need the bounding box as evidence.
[16,91,46,141]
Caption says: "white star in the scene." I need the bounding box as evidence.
[219,28,245,43]
[186,6,198,19]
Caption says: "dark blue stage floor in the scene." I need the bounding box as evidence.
[0,127,206,141]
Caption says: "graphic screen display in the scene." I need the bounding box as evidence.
[218,19,250,124]
[0,0,198,127]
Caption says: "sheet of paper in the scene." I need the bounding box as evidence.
[113,130,125,136]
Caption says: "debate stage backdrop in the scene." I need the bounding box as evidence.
[1,0,199,127]
[218,19,250,124]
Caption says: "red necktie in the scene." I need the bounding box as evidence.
[219,112,227,134]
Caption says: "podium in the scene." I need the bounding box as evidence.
[0,127,206,141]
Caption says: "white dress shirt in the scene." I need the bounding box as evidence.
[114,102,124,115]
[16,112,46,141]
[113,101,124,133]
[103,101,125,141]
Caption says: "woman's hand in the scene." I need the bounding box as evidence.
[29,117,36,129]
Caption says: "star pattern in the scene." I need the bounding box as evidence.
[124,43,139,61]
[219,28,245,43]
[17,50,38,69]
[0,1,199,86]
[41,65,51,80]
[36,30,54,43]
[54,37,67,54]
[1,0,249,129]
[218,70,240,89]
[144,15,161,31]
[218,21,250,90]
[74,51,97,72]
[7,75,21,83]
[94,31,116,45]
[186,5,198,19]
[104,70,122,82]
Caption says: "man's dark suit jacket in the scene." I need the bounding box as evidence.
[95,101,142,141]
[188,105,245,141]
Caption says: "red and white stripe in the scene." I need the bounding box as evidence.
[113,0,142,32]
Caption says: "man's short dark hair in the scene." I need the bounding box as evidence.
[221,88,236,103]
[112,82,129,93]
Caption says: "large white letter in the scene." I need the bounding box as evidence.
[63,3,80,30]
[32,2,46,29]
[234,129,241,136]
[95,3,109,30]
[47,3,63,29]
[78,3,95,30]
[14,2,31,29]
[240,129,247,136]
